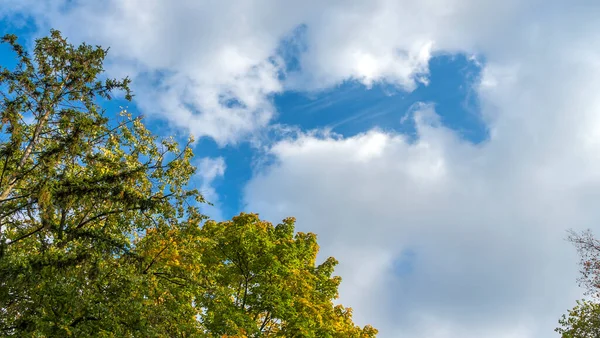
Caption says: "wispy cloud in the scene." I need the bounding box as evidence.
[196,157,226,221]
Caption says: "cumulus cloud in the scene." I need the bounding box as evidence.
[0,0,526,144]
[1,0,294,144]
[243,4,600,337]
[244,106,592,337]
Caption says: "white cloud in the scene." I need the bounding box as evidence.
[242,6,600,334]
[0,0,537,144]
[244,106,591,337]
[1,0,296,145]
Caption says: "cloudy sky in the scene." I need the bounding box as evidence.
[2,0,600,336]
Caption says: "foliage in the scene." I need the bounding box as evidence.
[557,230,600,337]
[0,29,204,336]
[0,30,376,337]
[196,213,378,337]
[556,300,600,338]
[567,230,600,297]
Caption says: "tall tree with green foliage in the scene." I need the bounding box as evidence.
[0,30,377,337]
[0,29,205,336]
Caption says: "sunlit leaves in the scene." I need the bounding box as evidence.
[196,213,377,337]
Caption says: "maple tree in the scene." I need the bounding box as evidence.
[0,30,377,337]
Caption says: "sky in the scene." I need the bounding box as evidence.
[1,1,600,337]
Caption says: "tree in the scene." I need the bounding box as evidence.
[195,213,378,337]
[0,30,377,337]
[0,30,204,336]
[556,300,600,338]
[556,230,600,337]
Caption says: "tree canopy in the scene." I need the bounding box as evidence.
[196,213,377,337]
[556,299,600,338]
[556,230,600,337]
[0,30,376,337]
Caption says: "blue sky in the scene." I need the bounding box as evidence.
[200,53,487,219]
[2,1,600,337]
